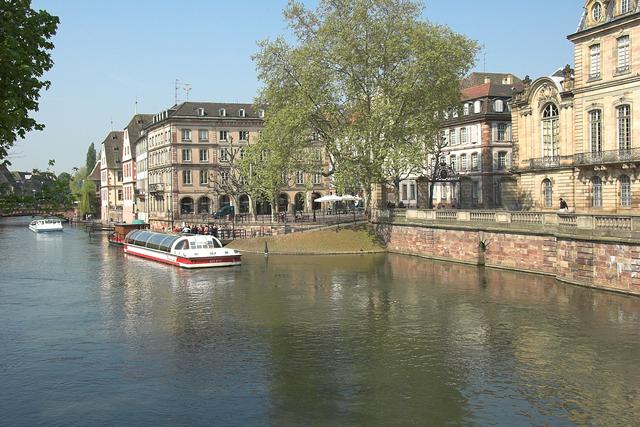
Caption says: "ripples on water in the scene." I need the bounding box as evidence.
[1,217,639,426]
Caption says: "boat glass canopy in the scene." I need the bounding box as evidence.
[126,230,183,253]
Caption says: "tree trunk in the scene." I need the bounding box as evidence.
[394,178,401,207]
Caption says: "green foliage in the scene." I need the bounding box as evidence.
[253,0,478,210]
[86,143,97,173]
[0,0,59,164]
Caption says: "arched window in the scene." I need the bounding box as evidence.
[180,197,194,214]
[543,179,553,208]
[473,100,482,113]
[238,108,245,117]
[542,104,559,159]
[239,194,250,213]
[592,176,603,208]
[494,99,504,112]
[219,108,226,117]
[617,104,631,151]
[620,175,631,207]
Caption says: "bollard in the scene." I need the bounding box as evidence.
[264,241,269,256]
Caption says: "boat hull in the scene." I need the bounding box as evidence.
[123,244,241,268]
[29,225,63,233]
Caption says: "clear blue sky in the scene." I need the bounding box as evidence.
[10,0,581,173]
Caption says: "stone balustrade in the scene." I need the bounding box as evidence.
[374,208,640,238]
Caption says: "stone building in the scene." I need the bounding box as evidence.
[99,131,124,222]
[142,101,332,230]
[432,72,524,209]
[512,0,640,212]
[121,114,152,223]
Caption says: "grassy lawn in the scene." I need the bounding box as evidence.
[227,224,386,254]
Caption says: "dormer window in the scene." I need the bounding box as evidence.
[238,108,245,117]
[592,2,602,22]
[219,108,226,117]
[463,104,469,115]
[473,100,482,114]
[197,107,205,117]
[494,99,504,113]
[258,109,265,118]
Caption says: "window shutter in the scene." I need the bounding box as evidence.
[507,124,512,141]
[491,123,497,142]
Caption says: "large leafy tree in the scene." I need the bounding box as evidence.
[253,0,477,212]
[0,0,59,164]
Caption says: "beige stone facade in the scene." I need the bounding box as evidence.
[99,131,124,222]
[143,102,332,229]
[513,1,640,213]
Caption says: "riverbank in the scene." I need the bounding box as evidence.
[226,224,385,254]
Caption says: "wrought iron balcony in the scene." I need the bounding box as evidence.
[149,183,164,193]
[574,148,640,166]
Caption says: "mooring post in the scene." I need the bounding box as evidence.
[264,241,269,256]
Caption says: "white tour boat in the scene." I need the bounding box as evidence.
[29,218,64,233]
[123,230,241,269]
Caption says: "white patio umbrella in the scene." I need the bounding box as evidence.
[313,194,344,202]
[340,194,362,201]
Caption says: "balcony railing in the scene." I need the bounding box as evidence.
[149,183,164,193]
[574,148,640,166]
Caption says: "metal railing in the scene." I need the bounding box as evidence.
[574,148,640,166]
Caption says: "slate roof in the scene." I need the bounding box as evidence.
[126,114,152,140]
[101,131,124,169]
[169,102,261,119]
[461,72,523,89]
[0,164,18,194]
[575,1,640,34]
[88,160,101,181]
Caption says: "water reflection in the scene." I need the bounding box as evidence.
[1,216,639,426]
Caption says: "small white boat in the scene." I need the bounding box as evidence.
[29,218,64,233]
[123,230,241,269]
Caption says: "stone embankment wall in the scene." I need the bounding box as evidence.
[375,211,640,296]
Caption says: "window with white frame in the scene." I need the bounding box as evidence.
[471,152,479,171]
[199,129,208,142]
[617,36,630,73]
[542,103,560,158]
[219,148,229,161]
[617,104,631,150]
[592,2,602,21]
[592,176,602,208]
[182,149,191,162]
[497,151,507,170]
[239,108,245,117]
[473,100,482,113]
[543,179,553,208]
[460,154,468,171]
[620,174,631,207]
[199,149,208,162]
[219,108,226,117]
[183,170,192,185]
[220,170,229,183]
[219,130,228,141]
[496,123,508,141]
[494,99,504,112]
[239,130,249,141]
[296,170,304,184]
[181,128,191,141]
[313,173,322,184]
[199,170,208,185]
[590,109,603,153]
[463,104,469,115]
[450,129,457,145]
[589,44,601,79]
[460,128,467,144]
[450,155,457,171]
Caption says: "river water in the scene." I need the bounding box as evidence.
[1,217,639,426]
